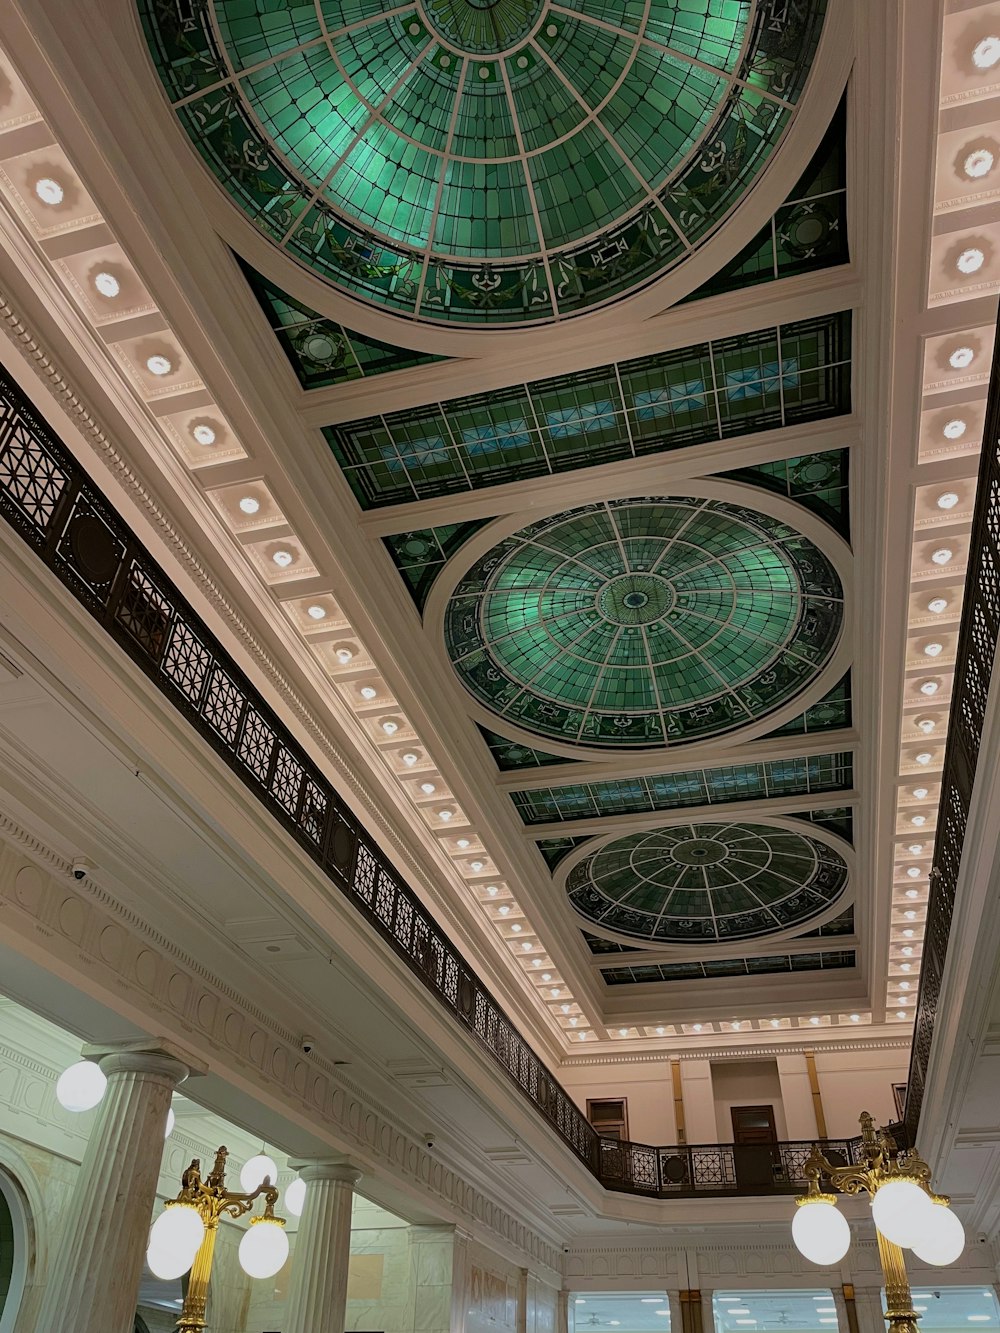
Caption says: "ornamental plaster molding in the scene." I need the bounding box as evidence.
[0,815,563,1276]
[561,1038,911,1066]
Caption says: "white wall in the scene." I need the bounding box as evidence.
[711,1059,788,1142]
[812,1048,909,1139]
[560,1059,677,1145]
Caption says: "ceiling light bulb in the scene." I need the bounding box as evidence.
[936,492,960,510]
[931,546,954,564]
[957,247,985,274]
[910,815,927,827]
[34,177,64,205]
[810,1016,820,1025]
[569,1017,578,1026]
[380,718,398,734]
[906,866,922,878]
[949,346,975,368]
[920,681,939,696]
[192,424,216,446]
[438,808,453,820]
[903,928,915,937]
[487,885,499,896]
[551,987,561,998]
[618,1028,628,1037]
[360,686,377,700]
[905,888,919,899]
[942,419,966,441]
[498,905,509,915]
[973,35,1000,68]
[420,781,436,794]
[522,941,532,951]
[915,752,933,765]
[307,604,326,620]
[905,910,917,920]
[692,1023,703,1032]
[469,859,484,872]
[239,496,260,515]
[511,923,521,932]
[913,787,929,799]
[401,752,418,766]
[456,838,470,849]
[146,354,173,376]
[541,972,550,981]
[731,1021,741,1030]
[923,642,943,656]
[902,946,914,955]
[901,963,912,972]
[964,148,995,179]
[532,959,542,967]
[335,647,353,665]
[900,982,911,990]
[908,843,923,854]
[897,1010,908,1019]
[771,1019,780,1028]
[272,550,293,567]
[927,597,948,614]
[655,1026,665,1035]
[94,271,120,298]
[850,1014,860,1022]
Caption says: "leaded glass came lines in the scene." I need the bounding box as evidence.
[445,497,844,750]
[512,751,854,824]
[139,0,827,324]
[328,313,851,508]
[567,821,849,942]
[601,948,856,984]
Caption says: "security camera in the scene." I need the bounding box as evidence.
[71,857,92,881]
[300,1036,316,1055]
[423,1133,435,1151]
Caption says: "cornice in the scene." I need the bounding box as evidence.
[561,1037,911,1067]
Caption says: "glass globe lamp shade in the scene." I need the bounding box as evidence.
[908,1202,966,1265]
[284,1177,306,1218]
[238,1218,289,1279]
[791,1198,851,1265]
[870,1178,934,1247]
[146,1203,205,1280]
[56,1060,107,1113]
[240,1154,278,1193]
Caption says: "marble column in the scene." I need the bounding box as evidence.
[853,1287,888,1333]
[668,1290,684,1333]
[284,1160,362,1333]
[34,1046,189,1333]
[556,1288,570,1333]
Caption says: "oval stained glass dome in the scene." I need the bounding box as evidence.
[443,498,844,750]
[139,0,828,325]
[566,821,849,942]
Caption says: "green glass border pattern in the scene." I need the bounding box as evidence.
[601,947,856,984]
[138,0,828,326]
[763,671,851,740]
[801,904,854,936]
[514,751,853,824]
[481,727,570,771]
[326,311,851,508]
[726,448,850,540]
[537,835,592,871]
[384,520,490,609]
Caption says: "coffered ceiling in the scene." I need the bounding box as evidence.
[0,0,991,1068]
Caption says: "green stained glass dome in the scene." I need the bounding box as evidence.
[567,821,848,942]
[139,0,827,325]
[444,498,843,750]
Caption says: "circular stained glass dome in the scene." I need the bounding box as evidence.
[566,821,849,942]
[139,0,828,325]
[443,498,844,750]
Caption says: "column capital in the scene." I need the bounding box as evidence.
[83,1036,207,1077]
[293,1158,363,1187]
[95,1050,191,1085]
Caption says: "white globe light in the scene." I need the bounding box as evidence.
[284,1177,307,1217]
[238,1218,289,1278]
[792,1199,851,1265]
[871,1178,934,1247]
[908,1202,966,1266]
[164,1108,175,1139]
[146,1203,205,1280]
[56,1060,107,1113]
[239,1154,278,1193]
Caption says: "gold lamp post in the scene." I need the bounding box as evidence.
[146,1145,289,1333]
[791,1113,967,1333]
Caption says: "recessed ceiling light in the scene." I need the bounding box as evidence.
[901,963,912,972]
[949,345,975,369]
[913,786,929,799]
[942,419,967,441]
[972,35,1000,69]
[510,921,521,932]
[470,860,484,872]
[809,1016,820,1025]
[93,271,120,298]
[910,814,927,827]
[908,843,923,854]
[438,808,453,820]
[731,1021,741,1030]
[931,546,954,564]
[239,496,260,515]
[273,549,295,568]
[552,988,562,999]
[923,642,943,656]
[456,838,470,849]
[521,941,532,951]
[578,1030,589,1039]
[964,148,995,179]
[360,685,377,700]
[915,752,932,765]
[146,354,173,376]
[692,1023,703,1032]
[936,492,959,510]
[896,1010,908,1019]
[905,888,919,899]
[307,604,326,620]
[335,647,353,664]
[927,596,948,614]
[380,718,398,734]
[34,176,64,205]
[420,781,436,794]
[401,752,418,766]
[655,1026,665,1035]
[899,982,911,990]
[618,1028,628,1037]
[850,1013,860,1022]
[487,885,499,896]
[192,424,216,446]
[920,681,939,695]
[569,1016,578,1025]
[903,928,915,938]
[532,958,542,967]
[771,1019,780,1028]
[906,866,921,879]
[904,910,917,920]
[956,247,985,275]
[902,946,914,956]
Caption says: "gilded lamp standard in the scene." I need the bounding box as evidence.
[791,1113,966,1333]
[146,1145,289,1333]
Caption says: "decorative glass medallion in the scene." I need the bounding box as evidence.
[567,821,849,942]
[444,498,844,749]
[139,0,828,324]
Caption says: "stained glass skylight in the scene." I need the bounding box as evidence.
[140,0,827,325]
[567,821,849,941]
[444,497,844,750]
[601,947,856,984]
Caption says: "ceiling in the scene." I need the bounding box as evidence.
[0,0,993,1069]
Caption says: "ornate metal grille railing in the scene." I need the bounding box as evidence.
[903,311,1000,1146]
[0,360,915,1199]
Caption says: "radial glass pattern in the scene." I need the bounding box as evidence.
[567,821,849,942]
[444,498,843,749]
[140,0,828,324]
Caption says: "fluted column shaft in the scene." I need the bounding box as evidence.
[284,1160,362,1333]
[34,1050,188,1333]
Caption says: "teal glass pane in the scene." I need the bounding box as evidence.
[444,497,844,751]
[601,948,856,985]
[567,821,849,942]
[383,520,488,610]
[537,836,591,871]
[479,727,570,771]
[766,672,852,739]
[140,0,829,324]
[791,808,855,845]
[327,312,852,508]
[724,448,850,539]
[512,751,853,824]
